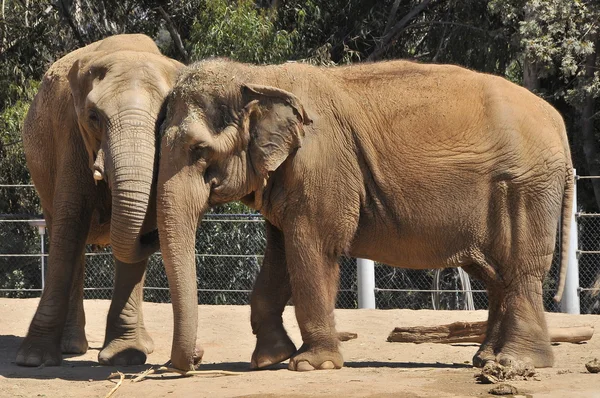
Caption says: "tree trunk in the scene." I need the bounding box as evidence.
[522,57,540,92]
[522,6,540,93]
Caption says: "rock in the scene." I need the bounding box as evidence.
[489,383,518,395]
[585,358,600,374]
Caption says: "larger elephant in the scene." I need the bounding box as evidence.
[17,34,183,367]
[156,59,573,371]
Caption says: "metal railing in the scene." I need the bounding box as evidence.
[0,176,598,312]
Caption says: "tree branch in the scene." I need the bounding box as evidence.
[383,0,402,37]
[52,1,86,47]
[157,6,189,63]
[367,0,433,61]
[587,109,600,121]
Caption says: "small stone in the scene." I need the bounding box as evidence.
[585,358,600,373]
[489,383,518,395]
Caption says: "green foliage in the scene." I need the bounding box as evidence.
[490,0,599,103]
[188,0,297,64]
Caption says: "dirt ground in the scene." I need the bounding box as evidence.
[0,299,598,398]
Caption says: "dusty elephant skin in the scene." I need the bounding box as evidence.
[17,34,182,367]
[157,59,573,371]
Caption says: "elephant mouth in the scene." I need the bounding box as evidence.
[140,229,159,246]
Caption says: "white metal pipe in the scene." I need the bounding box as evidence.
[357,258,375,309]
[28,220,47,292]
[38,225,45,291]
[560,169,580,314]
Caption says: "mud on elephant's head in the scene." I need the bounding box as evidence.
[156,59,311,370]
[158,60,312,213]
[67,34,183,263]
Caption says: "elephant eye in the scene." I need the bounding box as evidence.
[190,143,211,160]
[88,109,101,128]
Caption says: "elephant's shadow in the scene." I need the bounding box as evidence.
[0,335,253,381]
[0,335,117,381]
[0,335,472,381]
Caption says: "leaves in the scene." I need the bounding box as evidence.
[188,0,297,64]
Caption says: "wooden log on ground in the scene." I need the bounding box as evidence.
[387,321,594,344]
[337,331,358,341]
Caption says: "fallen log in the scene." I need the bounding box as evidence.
[337,331,358,341]
[387,321,594,344]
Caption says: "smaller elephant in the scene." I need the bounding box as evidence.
[156,59,573,371]
[18,34,183,367]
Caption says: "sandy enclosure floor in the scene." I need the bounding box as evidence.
[0,298,598,397]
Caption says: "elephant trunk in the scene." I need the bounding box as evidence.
[108,113,159,264]
[157,165,205,370]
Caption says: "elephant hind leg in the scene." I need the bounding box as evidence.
[98,258,154,366]
[61,252,89,354]
[465,257,553,369]
[461,262,503,367]
[493,273,553,368]
[250,222,296,370]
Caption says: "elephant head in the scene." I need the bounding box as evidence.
[157,62,311,370]
[68,41,183,263]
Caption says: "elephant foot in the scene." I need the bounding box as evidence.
[16,336,62,367]
[472,346,495,368]
[61,327,88,354]
[98,328,154,366]
[288,344,343,372]
[170,344,204,371]
[473,345,554,369]
[251,327,296,369]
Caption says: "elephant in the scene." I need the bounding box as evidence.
[17,34,183,367]
[156,58,573,371]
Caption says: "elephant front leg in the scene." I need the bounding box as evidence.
[250,222,296,369]
[98,258,154,366]
[284,229,343,371]
[61,253,89,354]
[16,201,92,366]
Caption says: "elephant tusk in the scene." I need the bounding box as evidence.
[93,169,104,181]
[93,148,106,184]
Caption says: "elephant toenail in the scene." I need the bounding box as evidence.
[319,361,336,370]
[295,361,316,372]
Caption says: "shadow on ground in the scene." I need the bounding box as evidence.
[0,334,472,382]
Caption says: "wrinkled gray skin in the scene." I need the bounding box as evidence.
[17,34,182,367]
[157,59,573,372]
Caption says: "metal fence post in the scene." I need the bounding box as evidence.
[560,169,580,314]
[357,258,375,308]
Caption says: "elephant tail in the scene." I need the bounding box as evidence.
[553,167,575,303]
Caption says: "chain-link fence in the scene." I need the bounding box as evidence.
[1,181,598,312]
[572,177,600,314]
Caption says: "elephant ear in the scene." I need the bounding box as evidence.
[67,53,107,170]
[241,84,312,178]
